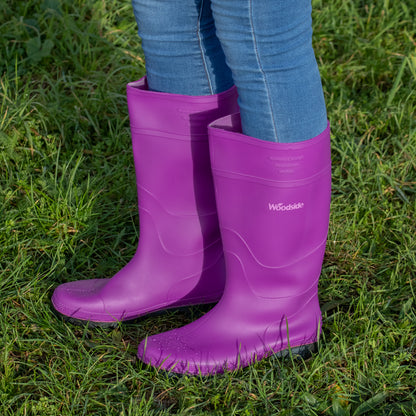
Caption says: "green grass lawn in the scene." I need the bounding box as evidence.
[1,0,415,414]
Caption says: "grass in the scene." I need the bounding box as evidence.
[1,0,415,414]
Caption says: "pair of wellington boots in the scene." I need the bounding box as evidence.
[52,77,331,375]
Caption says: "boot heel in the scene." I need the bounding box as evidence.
[273,342,318,360]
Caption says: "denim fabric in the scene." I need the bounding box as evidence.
[131,0,327,143]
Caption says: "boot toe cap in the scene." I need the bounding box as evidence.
[51,279,109,322]
[137,330,234,376]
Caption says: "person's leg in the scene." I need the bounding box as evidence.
[51,1,240,325]
[211,0,327,142]
[136,0,332,375]
[131,0,233,95]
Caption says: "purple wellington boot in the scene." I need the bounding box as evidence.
[51,77,238,325]
[137,113,331,375]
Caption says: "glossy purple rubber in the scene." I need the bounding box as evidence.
[137,113,331,374]
[51,77,239,324]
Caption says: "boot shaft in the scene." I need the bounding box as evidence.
[126,78,239,250]
[208,113,331,300]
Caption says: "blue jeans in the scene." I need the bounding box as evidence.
[131,0,327,143]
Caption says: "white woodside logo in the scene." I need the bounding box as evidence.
[268,202,304,211]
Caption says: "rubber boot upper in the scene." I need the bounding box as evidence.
[137,113,331,374]
[51,78,238,323]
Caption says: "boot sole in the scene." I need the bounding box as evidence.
[151,341,319,378]
[52,303,215,329]
[272,341,318,360]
